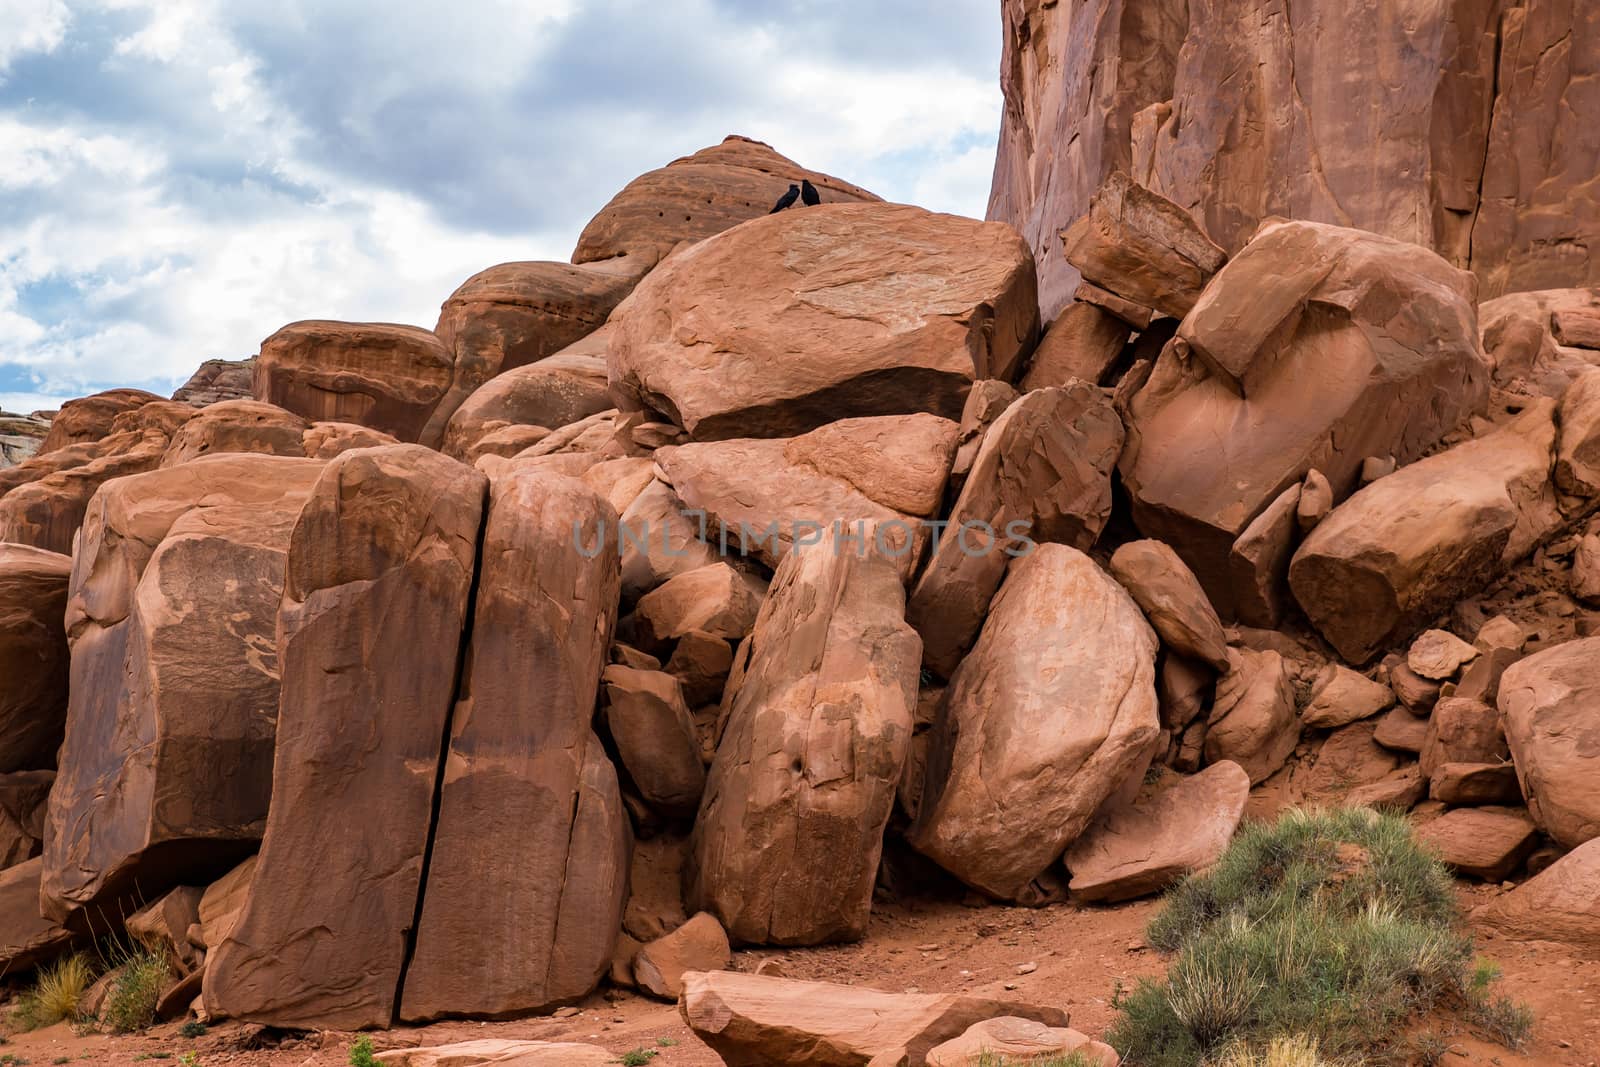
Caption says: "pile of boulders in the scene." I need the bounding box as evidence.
[2,128,1600,1067]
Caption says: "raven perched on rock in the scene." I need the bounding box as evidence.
[800,179,821,206]
[770,184,800,213]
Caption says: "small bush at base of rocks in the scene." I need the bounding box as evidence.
[102,948,171,1034]
[347,1036,379,1067]
[972,1053,1103,1067]
[1107,807,1531,1066]
[10,955,93,1032]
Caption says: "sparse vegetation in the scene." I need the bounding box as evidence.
[347,1036,379,1067]
[177,1020,207,1039]
[10,954,93,1031]
[617,1050,659,1066]
[102,948,171,1034]
[972,1053,1103,1067]
[654,1036,677,1047]
[180,1054,201,1067]
[1106,807,1533,1066]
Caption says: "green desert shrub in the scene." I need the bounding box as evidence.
[347,1036,380,1067]
[102,948,170,1034]
[1107,807,1531,1066]
[10,954,93,1031]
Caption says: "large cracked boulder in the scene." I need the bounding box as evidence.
[402,470,628,1021]
[1291,401,1561,662]
[440,344,613,462]
[679,970,1070,1067]
[0,545,72,773]
[656,414,958,578]
[907,383,1123,677]
[41,454,325,922]
[573,135,880,272]
[203,446,486,1030]
[422,260,642,447]
[608,202,1039,440]
[1119,221,1489,615]
[907,545,1159,902]
[254,321,455,442]
[1499,637,1600,849]
[688,537,921,945]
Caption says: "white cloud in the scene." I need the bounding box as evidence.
[0,0,70,74]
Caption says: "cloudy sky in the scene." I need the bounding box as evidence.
[0,0,1002,413]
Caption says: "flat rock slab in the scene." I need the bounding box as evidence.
[1064,761,1249,903]
[1480,837,1600,957]
[1417,808,1538,882]
[679,970,1070,1067]
[376,1040,615,1067]
[926,1016,1119,1067]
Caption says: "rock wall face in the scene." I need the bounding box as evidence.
[991,0,1600,320]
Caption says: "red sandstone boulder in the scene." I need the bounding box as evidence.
[1417,807,1538,881]
[602,665,705,820]
[608,203,1038,440]
[1109,539,1228,671]
[440,345,613,462]
[1021,302,1131,391]
[0,545,71,773]
[0,858,74,974]
[573,135,880,273]
[927,1018,1119,1067]
[688,537,920,944]
[254,321,455,442]
[1204,648,1298,785]
[1480,837,1600,955]
[633,912,731,1001]
[402,470,627,1022]
[41,454,325,922]
[1480,288,1600,398]
[172,358,255,407]
[907,545,1159,902]
[1500,637,1600,849]
[159,399,309,467]
[0,428,172,554]
[1120,221,1489,616]
[203,447,485,1030]
[0,771,53,870]
[37,388,164,454]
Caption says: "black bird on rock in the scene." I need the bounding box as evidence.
[800,179,821,206]
[770,184,800,213]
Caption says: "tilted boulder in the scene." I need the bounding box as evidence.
[679,970,1070,1067]
[1204,648,1298,785]
[440,345,613,462]
[1480,837,1600,956]
[656,414,958,578]
[601,665,705,820]
[632,563,765,654]
[1500,637,1600,849]
[41,454,325,922]
[1301,664,1392,730]
[159,399,309,468]
[402,470,627,1022]
[1417,807,1538,882]
[1291,401,1560,662]
[1021,302,1131,391]
[928,1018,1119,1067]
[1060,172,1226,319]
[1119,220,1489,614]
[422,260,642,446]
[608,202,1038,440]
[254,320,455,442]
[1480,288,1600,398]
[617,478,722,600]
[907,545,1159,902]
[37,388,164,453]
[633,912,731,1001]
[1108,539,1228,671]
[573,135,880,273]
[0,545,71,773]
[204,447,485,1030]
[688,537,921,945]
[1064,761,1248,903]
[1557,365,1600,496]
[907,384,1123,676]
[0,428,172,554]
[0,858,74,974]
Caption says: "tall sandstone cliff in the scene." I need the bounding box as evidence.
[990,0,1600,320]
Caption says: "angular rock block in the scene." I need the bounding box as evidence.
[402,470,628,1021]
[1120,221,1489,615]
[254,320,455,443]
[608,202,1038,440]
[679,970,1070,1067]
[440,346,613,462]
[41,454,324,922]
[0,545,71,773]
[0,770,53,870]
[0,858,75,974]
[907,384,1123,677]
[203,446,485,1030]
[907,545,1159,901]
[0,428,173,554]
[1500,637,1600,849]
[1020,302,1131,391]
[1480,837,1600,956]
[1205,648,1298,786]
[38,388,165,454]
[159,399,309,468]
[688,537,921,945]
[1109,539,1228,671]
[602,666,705,819]
[1291,402,1560,662]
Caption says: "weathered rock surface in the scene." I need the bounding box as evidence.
[990,1,1600,313]
[907,384,1123,676]
[127,886,204,972]
[0,411,51,467]
[1205,648,1299,785]
[1500,637,1600,849]
[656,414,958,576]
[403,471,627,1022]
[573,135,880,272]
[0,428,173,554]
[1020,302,1131,391]
[159,399,310,468]
[172,359,255,407]
[633,912,731,1001]
[617,479,722,600]
[254,321,455,442]
[1481,289,1600,397]
[927,1018,1119,1067]
[633,563,765,655]
[197,856,255,953]
[602,665,705,819]
[1061,172,1226,319]
[1557,366,1600,496]
[908,545,1159,902]
[1409,629,1481,680]
[679,970,1070,1067]
[375,1040,615,1067]
[440,347,613,462]
[204,447,485,1030]
[688,538,920,945]
[1480,837,1600,955]
[1064,761,1248,902]
[424,260,641,446]
[1302,664,1392,730]
[0,770,53,870]
[1417,807,1538,881]
[1291,401,1559,662]
[0,545,71,773]
[1109,539,1228,671]
[0,858,74,974]
[1228,484,1301,629]
[608,202,1038,440]
[1121,221,1489,615]
[41,454,324,921]
[1420,698,1508,780]
[37,388,164,453]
